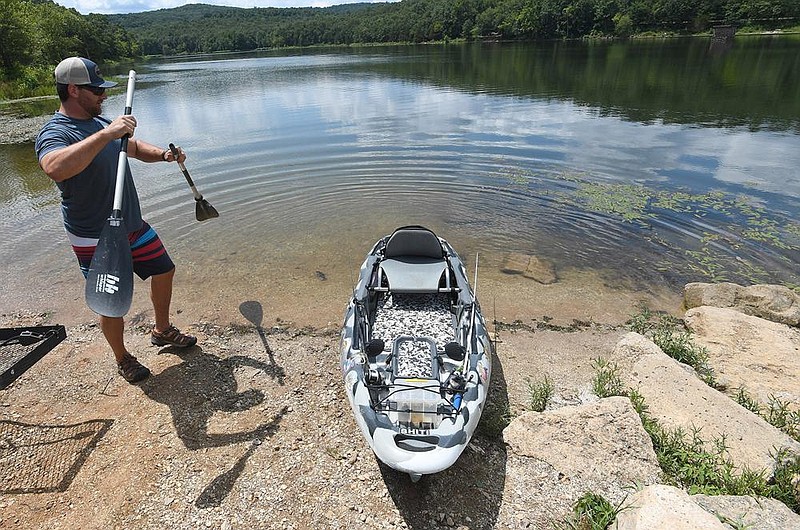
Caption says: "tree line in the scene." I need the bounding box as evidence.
[1,0,798,98]
[109,0,800,56]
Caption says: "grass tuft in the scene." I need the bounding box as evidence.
[591,357,626,398]
[626,387,800,514]
[526,374,554,412]
[735,387,800,443]
[558,491,627,530]
[765,395,800,442]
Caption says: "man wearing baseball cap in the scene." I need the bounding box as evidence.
[35,57,198,384]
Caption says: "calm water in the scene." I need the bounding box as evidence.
[1,38,799,323]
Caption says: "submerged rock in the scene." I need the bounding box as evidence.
[501,252,557,284]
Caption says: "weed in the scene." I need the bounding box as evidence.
[628,390,800,514]
[526,374,554,412]
[478,395,511,439]
[765,395,800,442]
[591,357,626,398]
[627,308,716,386]
[735,388,800,443]
[558,491,626,530]
[716,514,753,530]
[735,387,762,414]
[768,448,800,513]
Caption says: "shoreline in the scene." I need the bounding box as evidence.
[0,112,50,145]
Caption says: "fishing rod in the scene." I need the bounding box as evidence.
[462,252,480,373]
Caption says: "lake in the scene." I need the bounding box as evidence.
[1,37,798,326]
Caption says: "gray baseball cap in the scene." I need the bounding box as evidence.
[54,57,118,88]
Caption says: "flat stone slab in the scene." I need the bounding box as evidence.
[615,332,800,474]
[501,253,557,284]
[684,306,800,409]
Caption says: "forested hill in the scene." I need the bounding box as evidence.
[109,0,800,56]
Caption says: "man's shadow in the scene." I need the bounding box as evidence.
[142,315,287,507]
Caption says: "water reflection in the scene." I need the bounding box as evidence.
[1,39,798,322]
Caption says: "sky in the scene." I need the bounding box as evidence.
[56,0,396,15]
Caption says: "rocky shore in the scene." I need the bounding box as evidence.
[0,111,51,144]
[1,281,798,529]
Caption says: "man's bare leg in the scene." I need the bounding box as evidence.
[150,267,175,333]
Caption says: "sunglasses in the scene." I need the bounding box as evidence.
[77,85,106,95]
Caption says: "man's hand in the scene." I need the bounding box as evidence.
[106,115,137,139]
[165,145,187,164]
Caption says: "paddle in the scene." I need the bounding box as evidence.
[169,143,219,222]
[85,70,137,318]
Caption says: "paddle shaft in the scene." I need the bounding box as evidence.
[112,71,137,214]
[169,143,203,200]
[85,70,137,317]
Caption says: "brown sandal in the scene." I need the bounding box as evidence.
[151,324,197,348]
[118,354,150,383]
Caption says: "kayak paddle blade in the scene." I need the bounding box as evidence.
[85,216,133,317]
[195,198,219,222]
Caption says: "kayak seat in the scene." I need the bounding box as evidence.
[380,257,447,293]
[379,226,449,293]
[384,226,444,260]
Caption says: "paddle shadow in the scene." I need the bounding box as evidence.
[380,343,510,529]
[0,418,113,494]
[239,300,285,385]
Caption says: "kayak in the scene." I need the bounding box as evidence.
[339,226,493,481]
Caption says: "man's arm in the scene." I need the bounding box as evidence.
[39,115,136,183]
[129,139,186,164]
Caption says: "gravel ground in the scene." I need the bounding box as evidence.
[0,312,516,530]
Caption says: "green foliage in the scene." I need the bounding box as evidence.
[591,357,625,398]
[628,307,716,386]
[477,391,511,439]
[1,0,138,99]
[526,374,554,412]
[765,395,800,442]
[735,386,800,442]
[558,491,626,529]
[770,448,800,513]
[613,13,634,37]
[734,386,762,414]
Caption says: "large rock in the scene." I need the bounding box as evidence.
[615,484,726,529]
[692,493,800,530]
[501,252,557,284]
[684,282,800,327]
[615,332,800,474]
[684,306,800,409]
[500,397,661,528]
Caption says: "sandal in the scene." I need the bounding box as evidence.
[151,324,197,348]
[117,354,150,383]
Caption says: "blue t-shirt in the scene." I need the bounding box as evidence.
[35,112,143,238]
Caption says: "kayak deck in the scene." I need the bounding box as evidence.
[370,293,455,378]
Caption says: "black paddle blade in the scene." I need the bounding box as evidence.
[85,217,133,317]
[195,198,219,221]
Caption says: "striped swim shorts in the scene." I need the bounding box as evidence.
[67,221,175,280]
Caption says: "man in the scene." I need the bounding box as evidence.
[35,57,196,384]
